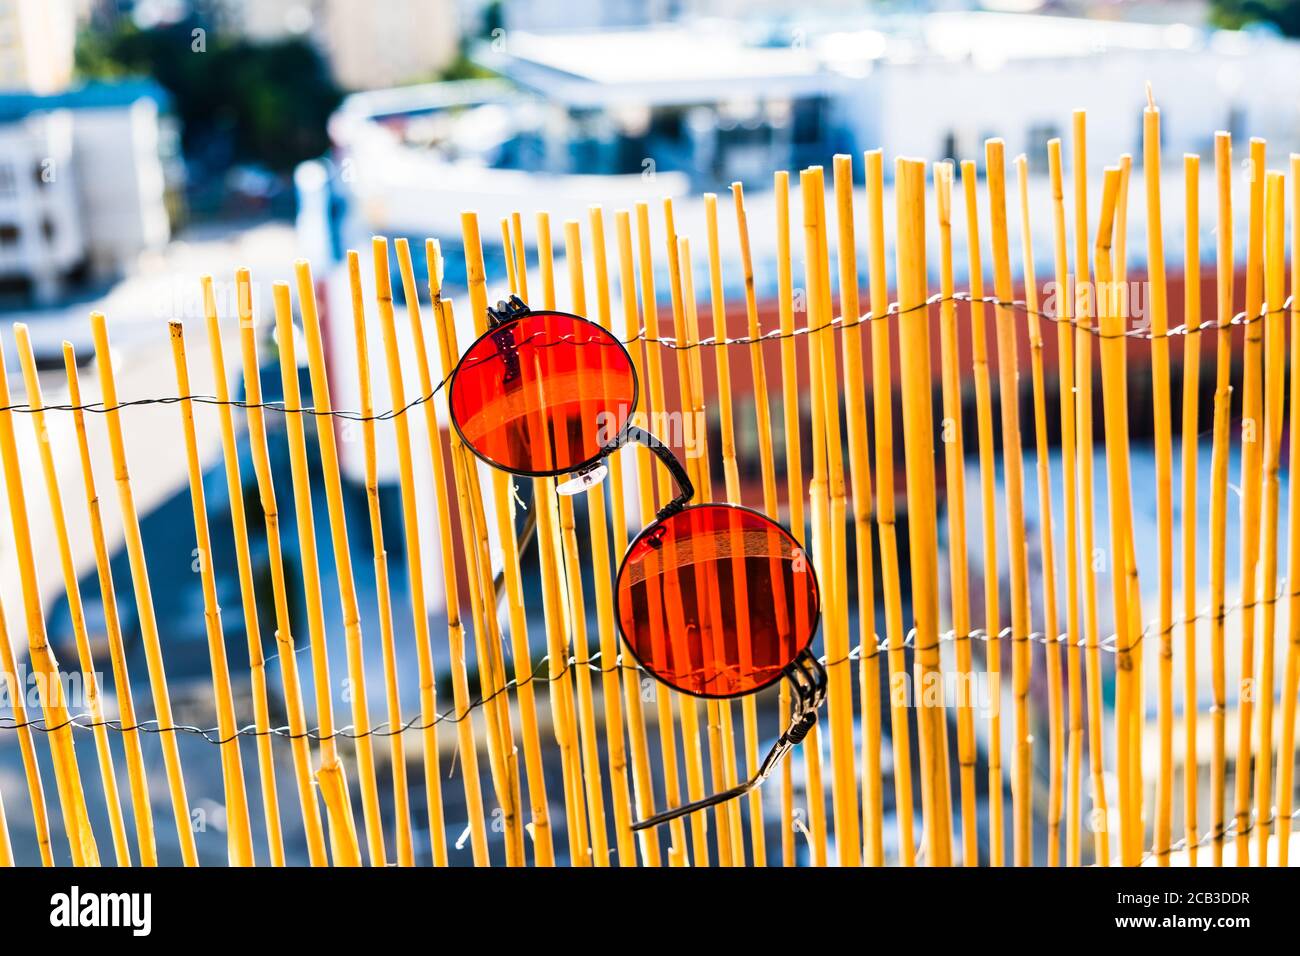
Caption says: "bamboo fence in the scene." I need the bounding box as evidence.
[1,101,1299,867]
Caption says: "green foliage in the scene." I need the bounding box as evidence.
[75,19,342,173]
[1209,0,1300,37]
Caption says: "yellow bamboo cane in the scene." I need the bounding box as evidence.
[234,280,329,867]
[198,276,285,866]
[1180,153,1203,866]
[1275,151,1300,867]
[801,165,862,866]
[368,237,455,866]
[1015,153,1064,866]
[1047,138,1084,867]
[270,282,362,867]
[1095,166,1143,867]
[1255,168,1286,865]
[1234,137,1267,867]
[703,192,757,866]
[1071,111,1110,865]
[613,208,666,868]
[90,311,195,865]
[831,155,882,867]
[166,320,256,867]
[343,252,414,866]
[62,342,153,866]
[448,216,527,867]
[292,261,386,865]
[867,150,917,867]
[895,156,954,867]
[794,172,831,868]
[934,159,978,866]
[475,223,559,866]
[1142,91,1177,868]
[12,325,131,866]
[731,182,783,867]
[661,201,721,866]
[960,158,1004,865]
[774,172,803,866]
[535,212,596,866]
[585,204,642,866]
[1209,131,1234,866]
[986,140,1033,866]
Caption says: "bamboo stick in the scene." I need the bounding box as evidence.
[557,218,614,867]
[89,311,195,865]
[292,261,386,866]
[613,207,666,868]
[0,588,52,865]
[677,231,740,867]
[1276,151,1300,867]
[1143,93,1176,866]
[448,216,527,867]
[986,140,1033,866]
[1254,168,1286,865]
[661,200,721,866]
[730,182,780,867]
[535,212,597,866]
[474,223,559,865]
[62,342,153,866]
[1047,138,1084,867]
[270,282,363,867]
[866,150,917,867]
[344,252,414,866]
[368,237,455,866]
[831,154,881,867]
[935,159,978,865]
[1095,166,1143,867]
[1234,137,1267,867]
[1209,131,1234,866]
[961,158,1004,866]
[895,156,953,867]
[1180,153,1203,866]
[774,172,803,867]
[586,204,642,865]
[1015,153,1064,866]
[804,164,863,866]
[166,320,256,867]
[198,276,285,867]
[703,192,756,865]
[235,281,329,867]
[1071,110,1110,865]
[12,325,130,866]
[0,341,100,866]
[793,174,830,868]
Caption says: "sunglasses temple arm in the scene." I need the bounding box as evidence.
[630,699,819,833]
[618,424,695,517]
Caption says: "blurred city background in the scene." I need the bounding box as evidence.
[1,0,1298,865]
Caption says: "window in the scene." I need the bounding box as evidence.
[0,223,20,246]
[41,216,55,242]
[1027,123,1059,164]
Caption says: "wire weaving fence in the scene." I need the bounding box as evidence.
[0,99,1298,868]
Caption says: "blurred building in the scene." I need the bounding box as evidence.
[0,0,78,93]
[212,0,461,90]
[0,80,174,302]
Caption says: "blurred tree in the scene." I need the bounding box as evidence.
[75,18,342,174]
[1210,0,1300,36]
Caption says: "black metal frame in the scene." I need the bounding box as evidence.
[453,295,825,832]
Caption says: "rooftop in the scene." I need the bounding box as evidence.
[0,79,172,124]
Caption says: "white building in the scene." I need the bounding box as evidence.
[0,81,174,302]
[0,0,77,94]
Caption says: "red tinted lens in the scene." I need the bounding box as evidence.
[449,312,635,474]
[616,504,819,698]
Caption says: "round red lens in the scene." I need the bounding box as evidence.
[615,504,819,698]
[449,311,637,475]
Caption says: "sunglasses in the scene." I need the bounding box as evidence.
[448,295,825,832]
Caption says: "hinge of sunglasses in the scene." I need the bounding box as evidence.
[487,294,530,328]
[555,461,609,496]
